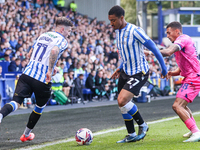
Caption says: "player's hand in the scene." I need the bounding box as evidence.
[161,71,172,80]
[110,68,121,80]
[46,71,52,83]
[144,50,151,56]
[27,52,31,59]
[161,74,167,79]
[166,71,172,80]
[53,67,59,76]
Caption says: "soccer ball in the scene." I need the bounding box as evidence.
[75,128,93,145]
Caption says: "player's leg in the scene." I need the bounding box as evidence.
[122,71,149,141]
[116,71,148,143]
[116,73,136,143]
[63,86,70,97]
[20,81,51,142]
[183,106,193,138]
[0,74,31,123]
[172,98,200,142]
[117,89,138,143]
[0,101,21,123]
[118,89,148,141]
[174,82,200,142]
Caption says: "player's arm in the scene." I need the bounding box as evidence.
[143,39,168,77]
[166,67,180,80]
[27,42,37,59]
[27,48,33,59]
[48,46,59,73]
[134,28,167,77]
[170,67,181,76]
[160,44,180,57]
[46,46,59,83]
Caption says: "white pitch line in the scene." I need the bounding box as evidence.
[16,111,200,150]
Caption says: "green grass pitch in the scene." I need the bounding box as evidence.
[29,115,200,150]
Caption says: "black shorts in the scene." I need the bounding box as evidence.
[118,70,149,96]
[13,74,51,107]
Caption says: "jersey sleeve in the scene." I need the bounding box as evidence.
[133,27,150,44]
[55,38,68,51]
[174,36,186,51]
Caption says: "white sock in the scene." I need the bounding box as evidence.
[139,122,146,127]
[128,132,137,137]
[0,113,3,123]
[24,127,32,137]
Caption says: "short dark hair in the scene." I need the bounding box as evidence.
[166,21,182,32]
[108,5,125,18]
[15,58,21,61]
[56,17,73,27]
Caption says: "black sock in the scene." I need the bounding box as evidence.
[0,104,13,118]
[132,111,144,125]
[125,119,135,134]
[27,111,41,129]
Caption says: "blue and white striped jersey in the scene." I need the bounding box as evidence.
[23,31,68,83]
[116,23,150,75]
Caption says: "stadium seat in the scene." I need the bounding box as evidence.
[0,78,15,108]
[82,88,93,101]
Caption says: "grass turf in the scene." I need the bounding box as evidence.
[33,115,200,150]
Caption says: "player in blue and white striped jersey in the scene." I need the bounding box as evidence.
[109,5,168,143]
[0,17,73,142]
[24,30,68,83]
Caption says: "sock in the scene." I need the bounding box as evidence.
[184,118,199,133]
[123,101,144,125]
[125,119,135,134]
[120,104,135,134]
[27,111,41,129]
[24,127,32,137]
[191,116,196,124]
[0,104,13,118]
[128,132,137,137]
[132,111,144,125]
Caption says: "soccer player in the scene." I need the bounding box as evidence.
[0,17,73,142]
[108,5,167,143]
[158,21,200,142]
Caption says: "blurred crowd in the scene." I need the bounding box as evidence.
[0,0,178,102]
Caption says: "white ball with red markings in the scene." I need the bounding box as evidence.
[75,128,93,145]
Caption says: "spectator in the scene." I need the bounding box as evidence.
[64,57,72,73]
[62,72,71,97]
[9,36,18,49]
[0,54,10,62]
[1,33,7,43]
[95,41,103,55]
[74,74,85,103]
[20,59,27,72]
[70,1,77,14]
[67,70,75,87]
[8,58,22,72]
[0,43,5,53]
[15,47,25,61]
[85,69,96,97]
[95,70,104,99]
[58,62,65,76]
[74,62,84,78]
[57,0,66,11]
[109,46,118,62]
[15,38,23,51]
